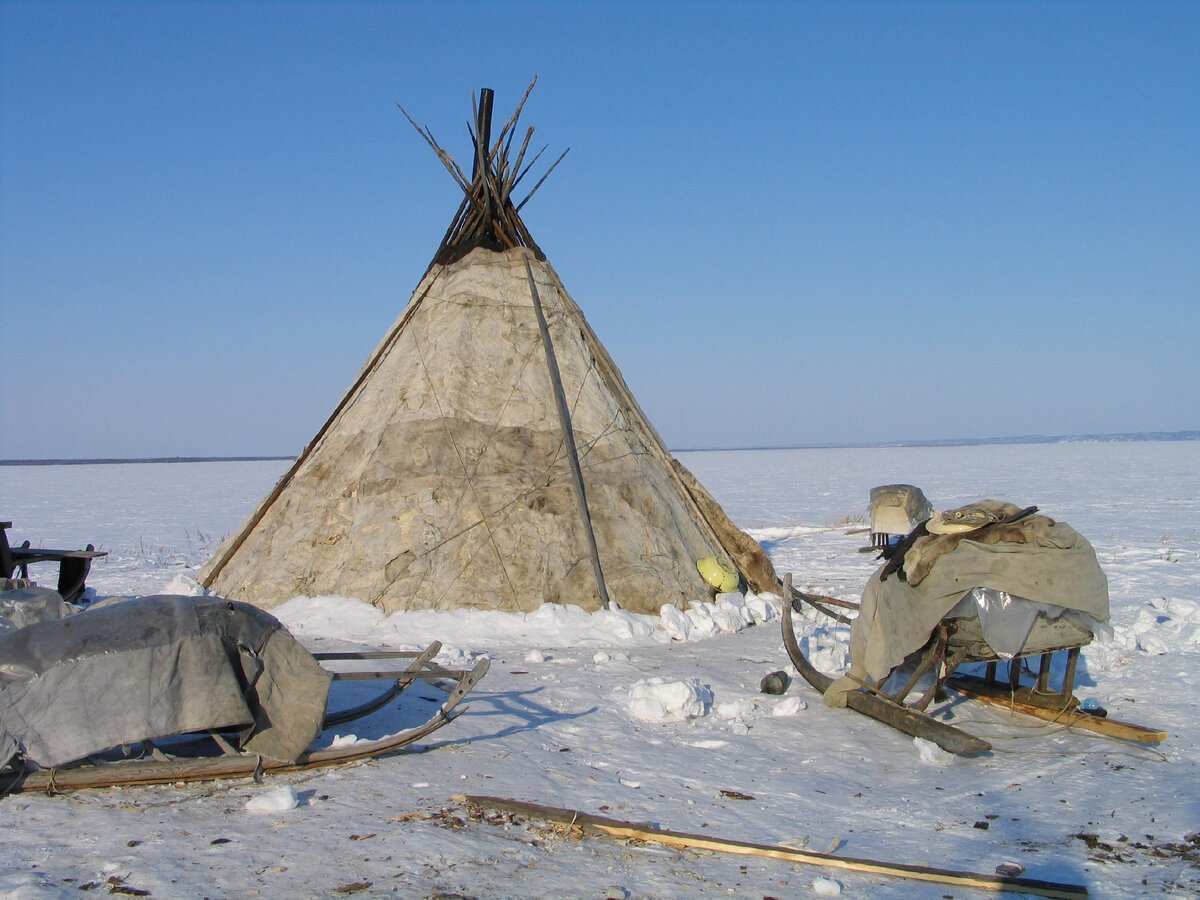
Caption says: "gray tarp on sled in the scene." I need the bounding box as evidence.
[0,595,331,769]
[0,587,73,634]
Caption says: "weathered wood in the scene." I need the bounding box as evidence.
[781,582,991,756]
[514,147,570,212]
[789,570,1155,750]
[401,82,553,263]
[472,88,493,181]
[785,582,860,610]
[780,578,859,625]
[458,795,1088,899]
[1062,645,1081,696]
[322,642,441,727]
[1,522,108,603]
[914,643,971,712]
[891,622,947,704]
[947,676,1167,744]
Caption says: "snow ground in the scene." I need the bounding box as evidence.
[0,441,1197,899]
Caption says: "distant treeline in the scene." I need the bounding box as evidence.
[0,456,295,467]
[2,432,1197,465]
[677,430,1200,453]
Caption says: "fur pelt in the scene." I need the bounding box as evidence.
[903,511,1057,585]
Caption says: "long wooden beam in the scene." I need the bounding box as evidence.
[524,258,610,610]
[948,676,1167,744]
[457,795,1088,899]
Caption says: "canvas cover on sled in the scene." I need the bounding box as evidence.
[828,516,1109,701]
[0,595,331,769]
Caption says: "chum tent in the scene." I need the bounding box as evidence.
[199,84,776,616]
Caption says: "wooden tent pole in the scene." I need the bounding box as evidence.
[524,258,612,611]
[458,796,1089,899]
[472,89,493,181]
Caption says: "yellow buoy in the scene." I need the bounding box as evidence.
[696,556,739,593]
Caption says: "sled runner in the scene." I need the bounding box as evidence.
[783,580,1165,755]
[782,587,991,755]
[0,595,489,793]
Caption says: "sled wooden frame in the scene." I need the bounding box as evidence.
[781,577,989,755]
[781,574,1165,754]
[0,642,490,794]
[316,642,467,728]
[0,521,108,604]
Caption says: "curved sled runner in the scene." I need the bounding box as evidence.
[781,585,990,756]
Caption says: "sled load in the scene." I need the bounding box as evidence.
[0,592,487,793]
[783,499,1166,755]
[198,81,775,618]
[866,484,932,549]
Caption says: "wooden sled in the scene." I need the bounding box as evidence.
[781,588,989,755]
[0,642,490,794]
[1,521,107,604]
[781,576,1164,756]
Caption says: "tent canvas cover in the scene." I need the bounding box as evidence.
[200,86,774,617]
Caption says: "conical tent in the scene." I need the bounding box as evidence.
[199,86,776,616]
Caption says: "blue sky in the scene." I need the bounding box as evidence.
[2,1,1196,459]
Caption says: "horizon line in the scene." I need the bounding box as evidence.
[2,430,1197,467]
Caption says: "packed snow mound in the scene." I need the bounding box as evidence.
[713,698,756,720]
[625,677,713,723]
[244,785,300,813]
[800,624,851,676]
[659,591,778,642]
[1084,595,1200,670]
[272,592,776,654]
[812,876,843,896]
[914,737,957,766]
[771,696,807,716]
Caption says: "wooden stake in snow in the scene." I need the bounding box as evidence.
[456,795,1089,899]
